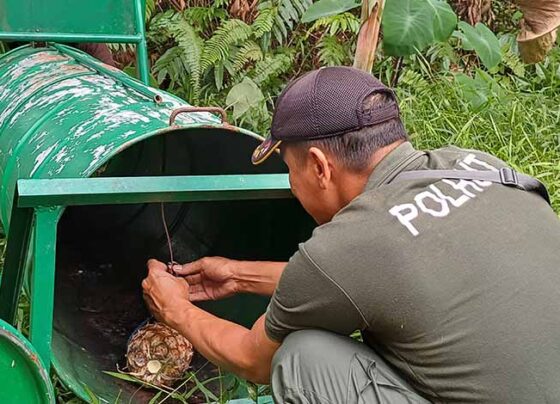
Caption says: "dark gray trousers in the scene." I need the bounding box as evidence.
[271,330,430,404]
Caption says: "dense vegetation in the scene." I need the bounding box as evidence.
[0,0,559,402]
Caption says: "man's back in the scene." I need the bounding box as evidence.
[267,142,560,402]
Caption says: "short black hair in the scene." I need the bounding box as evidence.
[290,93,408,172]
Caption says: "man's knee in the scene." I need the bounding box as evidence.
[271,330,429,404]
[272,329,344,371]
[271,330,354,403]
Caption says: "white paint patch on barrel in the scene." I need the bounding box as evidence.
[30,143,58,176]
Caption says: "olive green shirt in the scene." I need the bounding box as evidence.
[265,142,560,403]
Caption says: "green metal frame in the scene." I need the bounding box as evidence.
[0,174,292,370]
[0,0,150,84]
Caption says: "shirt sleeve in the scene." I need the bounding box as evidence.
[265,245,367,342]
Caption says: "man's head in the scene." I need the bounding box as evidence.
[252,67,408,224]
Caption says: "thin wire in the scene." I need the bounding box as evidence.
[160,202,176,270]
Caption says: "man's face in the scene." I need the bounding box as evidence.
[281,145,333,224]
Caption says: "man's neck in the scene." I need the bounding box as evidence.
[337,140,406,206]
[368,139,407,172]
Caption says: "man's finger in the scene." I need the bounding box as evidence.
[184,274,202,285]
[147,259,167,273]
[188,283,205,294]
[173,259,204,276]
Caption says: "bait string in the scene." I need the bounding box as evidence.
[160,202,178,274]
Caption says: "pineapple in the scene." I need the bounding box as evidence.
[126,322,194,387]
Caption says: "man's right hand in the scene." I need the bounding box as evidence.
[173,257,239,302]
[174,257,288,300]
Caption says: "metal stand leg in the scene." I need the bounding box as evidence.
[134,0,150,85]
[29,207,59,370]
[0,206,33,324]
[137,39,150,85]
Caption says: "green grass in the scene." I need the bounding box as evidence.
[398,72,560,213]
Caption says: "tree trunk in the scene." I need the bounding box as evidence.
[451,0,494,25]
[353,0,385,72]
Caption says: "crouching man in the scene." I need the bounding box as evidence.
[142,67,560,403]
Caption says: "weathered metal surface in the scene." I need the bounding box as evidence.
[29,208,59,371]
[0,319,55,403]
[0,0,150,83]
[0,44,262,231]
[0,0,136,36]
[15,175,292,207]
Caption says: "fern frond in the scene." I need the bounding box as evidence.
[201,19,252,71]
[252,53,293,85]
[171,19,204,100]
[399,70,432,98]
[308,12,360,36]
[145,0,156,22]
[149,10,181,32]
[501,46,525,77]
[232,41,264,75]
[273,12,288,44]
[259,0,312,45]
[107,43,135,53]
[152,46,188,88]
[252,7,276,39]
[317,35,350,66]
[183,6,227,34]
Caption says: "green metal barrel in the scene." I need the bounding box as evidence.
[0,43,261,229]
[0,45,313,402]
[0,319,55,403]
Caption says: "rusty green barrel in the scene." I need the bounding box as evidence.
[0,44,312,402]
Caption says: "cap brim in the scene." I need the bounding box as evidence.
[252,137,282,165]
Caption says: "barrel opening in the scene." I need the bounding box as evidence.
[52,129,314,401]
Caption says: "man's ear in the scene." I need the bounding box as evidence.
[308,147,332,189]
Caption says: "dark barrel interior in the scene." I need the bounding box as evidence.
[52,129,315,402]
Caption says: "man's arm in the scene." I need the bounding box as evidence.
[169,305,278,383]
[174,258,286,300]
[143,260,280,383]
[233,260,286,295]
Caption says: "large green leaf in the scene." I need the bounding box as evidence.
[383,0,457,56]
[383,0,433,56]
[226,77,265,119]
[301,0,360,23]
[458,22,502,69]
[425,0,457,41]
[455,69,505,109]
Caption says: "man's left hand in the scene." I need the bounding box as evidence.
[142,259,191,324]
